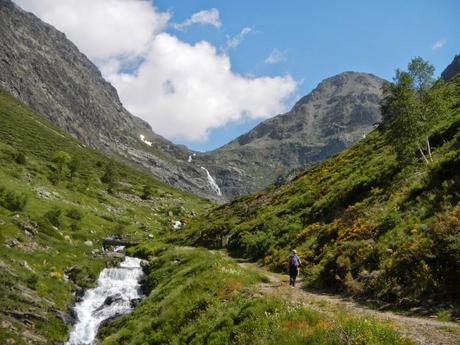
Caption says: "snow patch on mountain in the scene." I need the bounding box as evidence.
[139,134,152,146]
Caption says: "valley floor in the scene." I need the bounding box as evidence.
[238,259,460,345]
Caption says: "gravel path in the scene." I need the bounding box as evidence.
[239,261,460,345]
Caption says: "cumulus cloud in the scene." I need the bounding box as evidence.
[432,39,446,50]
[265,49,287,64]
[173,8,221,31]
[107,34,297,141]
[14,0,170,62]
[13,0,298,142]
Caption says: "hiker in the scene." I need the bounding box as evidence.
[288,249,301,287]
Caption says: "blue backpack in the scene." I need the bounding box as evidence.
[289,255,299,267]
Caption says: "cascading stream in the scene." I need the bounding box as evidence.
[65,256,144,345]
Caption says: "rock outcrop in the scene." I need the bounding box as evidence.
[441,54,460,81]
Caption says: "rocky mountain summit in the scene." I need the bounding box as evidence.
[196,72,384,197]
[0,0,386,201]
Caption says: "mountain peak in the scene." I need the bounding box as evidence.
[293,72,384,110]
[197,71,384,198]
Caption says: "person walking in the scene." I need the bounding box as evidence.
[288,249,301,287]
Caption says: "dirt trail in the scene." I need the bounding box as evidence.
[239,261,460,345]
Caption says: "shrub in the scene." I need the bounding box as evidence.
[0,189,28,211]
[101,162,117,193]
[141,184,153,200]
[113,223,125,237]
[68,156,80,179]
[26,274,39,289]
[52,151,71,175]
[378,209,402,233]
[70,222,80,231]
[239,231,274,259]
[14,151,26,165]
[44,208,63,228]
[66,208,83,221]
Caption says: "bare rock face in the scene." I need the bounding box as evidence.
[441,55,460,81]
[0,0,221,201]
[195,72,384,198]
[0,0,384,201]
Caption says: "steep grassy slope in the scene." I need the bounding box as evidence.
[181,75,460,315]
[98,243,410,345]
[0,88,210,344]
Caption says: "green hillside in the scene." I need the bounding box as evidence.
[0,88,412,345]
[181,74,460,315]
[0,88,210,344]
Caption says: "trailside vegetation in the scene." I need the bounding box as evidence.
[99,244,410,345]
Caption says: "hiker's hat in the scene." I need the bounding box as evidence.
[292,249,297,254]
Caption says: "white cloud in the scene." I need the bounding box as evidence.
[265,49,287,64]
[13,0,298,143]
[223,27,252,51]
[432,39,446,50]
[173,8,221,31]
[107,34,297,141]
[14,0,170,62]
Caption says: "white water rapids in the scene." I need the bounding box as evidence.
[65,256,144,345]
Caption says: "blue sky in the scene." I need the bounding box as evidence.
[15,0,460,152]
[156,0,459,151]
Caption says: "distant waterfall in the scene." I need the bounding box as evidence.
[65,257,143,345]
[201,167,222,196]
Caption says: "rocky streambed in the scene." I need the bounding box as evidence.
[65,256,144,345]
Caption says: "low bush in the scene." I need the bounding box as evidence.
[44,207,63,228]
[14,151,26,165]
[0,187,28,211]
[66,208,83,221]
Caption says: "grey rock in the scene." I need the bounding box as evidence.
[34,187,53,199]
[51,308,75,325]
[18,219,38,235]
[130,298,142,308]
[441,54,460,81]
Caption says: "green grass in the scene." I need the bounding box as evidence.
[436,310,452,322]
[180,75,460,312]
[0,88,210,344]
[98,243,410,345]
